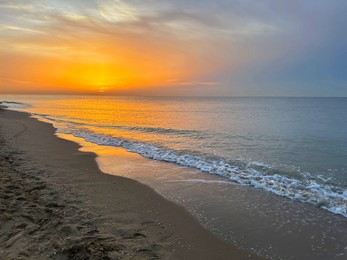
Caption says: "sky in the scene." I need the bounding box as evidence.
[0,0,346,96]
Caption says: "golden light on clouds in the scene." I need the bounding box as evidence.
[1,25,224,94]
[0,0,290,95]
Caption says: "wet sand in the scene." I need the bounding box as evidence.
[60,132,347,259]
[0,108,254,259]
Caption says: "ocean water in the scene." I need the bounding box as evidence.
[2,95,347,218]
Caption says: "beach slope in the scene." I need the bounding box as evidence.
[0,108,253,259]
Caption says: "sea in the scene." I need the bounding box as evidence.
[1,95,347,259]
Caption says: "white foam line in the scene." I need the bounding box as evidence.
[37,116,347,218]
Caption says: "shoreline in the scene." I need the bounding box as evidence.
[0,108,254,259]
[60,129,347,259]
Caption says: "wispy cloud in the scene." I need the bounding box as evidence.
[98,0,139,22]
[0,1,35,10]
[1,0,346,96]
[0,24,44,35]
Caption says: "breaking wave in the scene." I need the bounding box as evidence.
[1,101,31,109]
[57,126,347,218]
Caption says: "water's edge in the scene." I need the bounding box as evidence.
[2,100,346,218]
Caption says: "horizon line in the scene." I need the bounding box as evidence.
[0,93,346,99]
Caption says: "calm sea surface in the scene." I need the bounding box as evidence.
[2,95,347,217]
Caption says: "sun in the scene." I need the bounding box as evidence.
[97,85,108,93]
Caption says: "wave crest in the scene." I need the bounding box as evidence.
[58,127,347,218]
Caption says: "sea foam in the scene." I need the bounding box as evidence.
[56,126,346,218]
[1,101,31,109]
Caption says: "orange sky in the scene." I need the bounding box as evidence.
[1,44,209,93]
[0,1,234,95]
[0,33,223,94]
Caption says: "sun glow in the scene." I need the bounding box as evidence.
[0,35,220,94]
[0,0,228,95]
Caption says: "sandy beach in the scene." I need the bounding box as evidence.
[0,108,254,259]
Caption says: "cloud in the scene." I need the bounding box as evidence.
[1,0,346,96]
[0,0,35,10]
[98,0,139,22]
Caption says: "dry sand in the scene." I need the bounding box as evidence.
[0,108,255,259]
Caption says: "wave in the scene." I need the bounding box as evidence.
[56,127,346,218]
[1,101,31,109]
[32,113,204,137]
[119,125,202,136]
